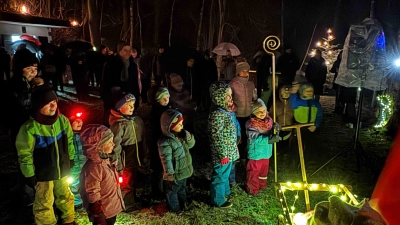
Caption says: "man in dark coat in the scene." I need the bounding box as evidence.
[152,46,166,86]
[0,47,11,84]
[102,41,140,125]
[305,49,327,101]
[277,47,299,85]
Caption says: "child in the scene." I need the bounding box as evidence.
[109,92,147,212]
[150,87,171,198]
[245,98,278,195]
[68,111,85,208]
[229,61,256,159]
[158,109,195,212]
[16,87,76,225]
[290,82,323,132]
[208,82,239,208]
[269,84,294,140]
[79,124,124,225]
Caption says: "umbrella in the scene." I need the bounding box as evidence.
[63,40,93,52]
[11,40,41,53]
[212,42,241,56]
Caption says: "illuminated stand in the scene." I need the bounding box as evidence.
[263,37,359,225]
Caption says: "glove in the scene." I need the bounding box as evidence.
[25,176,37,189]
[69,160,75,169]
[273,122,281,131]
[220,157,230,165]
[89,201,106,225]
[166,174,174,182]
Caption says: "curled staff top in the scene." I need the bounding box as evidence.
[263,36,280,55]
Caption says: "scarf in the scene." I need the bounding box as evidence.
[249,115,273,131]
[32,108,60,125]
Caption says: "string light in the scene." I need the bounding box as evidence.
[374,94,394,128]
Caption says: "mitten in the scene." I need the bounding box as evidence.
[69,160,75,169]
[184,130,193,142]
[273,122,281,131]
[268,135,280,144]
[25,176,37,189]
[89,201,106,225]
[220,157,230,165]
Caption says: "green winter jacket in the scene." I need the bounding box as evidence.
[16,114,75,181]
[158,109,195,182]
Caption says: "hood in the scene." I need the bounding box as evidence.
[299,82,314,100]
[80,124,114,163]
[209,81,231,110]
[108,109,135,126]
[278,84,292,101]
[160,109,182,136]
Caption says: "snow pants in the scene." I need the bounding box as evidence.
[165,178,187,212]
[246,159,269,195]
[33,176,75,225]
[210,162,232,207]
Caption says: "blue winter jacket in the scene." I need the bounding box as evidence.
[245,120,273,160]
[289,94,323,127]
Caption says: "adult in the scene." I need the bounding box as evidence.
[68,50,88,100]
[220,50,236,81]
[0,47,11,84]
[277,47,299,85]
[200,51,218,111]
[305,49,327,101]
[102,41,140,125]
[139,49,153,104]
[152,45,166,86]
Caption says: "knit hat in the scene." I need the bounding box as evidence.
[170,115,184,131]
[155,87,170,101]
[252,98,267,114]
[13,49,39,77]
[113,92,136,111]
[236,62,250,75]
[170,73,184,89]
[31,87,58,110]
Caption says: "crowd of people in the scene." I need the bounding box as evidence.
[0,40,336,225]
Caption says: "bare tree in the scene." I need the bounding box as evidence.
[130,0,134,46]
[217,0,226,44]
[137,0,143,50]
[196,0,205,51]
[168,0,177,47]
[207,0,216,53]
[88,0,101,49]
[121,0,130,41]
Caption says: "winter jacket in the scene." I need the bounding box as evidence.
[289,94,323,128]
[79,129,124,220]
[305,57,327,95]
[208,82,239,165]
[158,110,195,181]
[245,120,273,160]
[70,132,85,181]
[230,76,256,117]
[109,110,146,171]
[169,87,197,125]
[16,114,75,181]
[269,86,294,127]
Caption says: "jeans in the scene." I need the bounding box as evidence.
[165,178,187,212]
[210,162,232,206]
[229,161,237,184]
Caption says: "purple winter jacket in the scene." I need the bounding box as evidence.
[79,129,124,221]
[229,76,256,117]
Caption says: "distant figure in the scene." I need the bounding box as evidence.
[305,49,327,101]
[0,47,11,83]
[221,50,236,81]
[152,45,167,86]
[139,49,153,104]
[277,47,299,85]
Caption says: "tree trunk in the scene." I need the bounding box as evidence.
[217,0,226,44]
[208,0,215,53]
[88,0,101,49]
[130,0,134,46]
[121,0,130,41]
[168,0,176,47]
[154,0,165,46]
[196,0,205,51]
[47,0,51,17]
[137,0,143,50]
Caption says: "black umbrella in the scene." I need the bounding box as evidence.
[11,40,40,53]
[63,41,93,52]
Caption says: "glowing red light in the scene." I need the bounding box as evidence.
[118,177,123,183]
[76,112,82,117]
